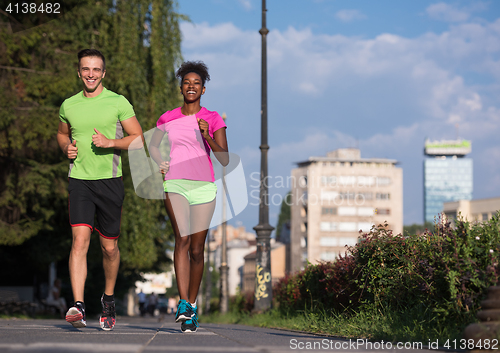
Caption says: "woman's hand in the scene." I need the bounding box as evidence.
[159,161,170,175]
[197,118,210,140]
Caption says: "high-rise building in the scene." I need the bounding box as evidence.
[423,139,473,223]
[289,149,403,272]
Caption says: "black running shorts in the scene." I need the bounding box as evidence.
[68,177,124,239]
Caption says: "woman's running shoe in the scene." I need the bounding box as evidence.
[175,299,194,322]
[181,304,198,333]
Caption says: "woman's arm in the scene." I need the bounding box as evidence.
[198,118,229,166]
[149,128,170,174]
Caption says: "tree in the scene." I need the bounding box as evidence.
[275,191,291,242]
[0,0,185,301]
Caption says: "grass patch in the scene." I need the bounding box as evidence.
[202,303,473,343]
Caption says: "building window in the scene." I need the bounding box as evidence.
[320,237,338,246]
[376,177,391,186]
[358,207,375,216]
[376,193,390,200]
[375,208,390,215]
[338,222,357,232]
[321,207,337,215]
[338,207,356,216]
[357,176,375,187]
[358,223,374,232]
[321,176,337,186]
[300,237,307,248]
[320,252,337,261]
[358,192,373,200]
[338,237,358,246]
[339,176,356,186]
[483,213,489,221]
[320,222,338,232]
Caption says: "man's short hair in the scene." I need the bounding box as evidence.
[78,49,106,70]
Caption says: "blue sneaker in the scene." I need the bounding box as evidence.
[181,313,198,333]
[175,299,194,322]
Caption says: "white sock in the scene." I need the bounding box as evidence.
[190,301,197,308]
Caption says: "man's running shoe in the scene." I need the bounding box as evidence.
[175,299,194,322]
[181,316,198,333]
[66,302,86,328]
[99,295,116,331]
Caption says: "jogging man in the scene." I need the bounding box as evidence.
[57,48,143,330]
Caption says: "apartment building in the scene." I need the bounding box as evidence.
[290,148,403,272]
[443,197,500,223]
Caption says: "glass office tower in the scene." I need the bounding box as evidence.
[424,140,473,223]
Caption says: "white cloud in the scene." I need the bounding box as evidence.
[426,2,470,22]
[181,14,500,224]
[239,0,252,11]
[334,9,367,23]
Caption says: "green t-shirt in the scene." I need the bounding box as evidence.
[59,87,135,180]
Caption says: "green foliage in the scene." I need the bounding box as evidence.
[403,221,434,236]
[275,191,291,241]
[204,303,470,342]
[202,263,220,313]
[0,0,184,293]
[274,214,500,338]
[274,255,358,313]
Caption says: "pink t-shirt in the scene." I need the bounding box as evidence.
[156,107,226,182]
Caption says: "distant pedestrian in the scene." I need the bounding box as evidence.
[168,297,177,315]
[147,292,158,316]
[57,48,143,331]
[149,61,229,333]
[137,290,146,317]
[45,279,67,319]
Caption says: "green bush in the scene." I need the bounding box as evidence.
[274,253,358,313]
[274,212,500,323]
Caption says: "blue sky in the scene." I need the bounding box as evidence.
[177,0,500,234]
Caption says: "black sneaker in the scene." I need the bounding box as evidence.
[66,302,86,328]
[175,299,194,322]
[99,295,116,331]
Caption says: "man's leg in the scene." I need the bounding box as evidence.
[69,226,92,303]
[66,225,91,327]
[100,236,120,296]
[97,236,120,331]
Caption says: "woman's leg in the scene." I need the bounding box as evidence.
[187,199,216,303]
[164,193,191,300]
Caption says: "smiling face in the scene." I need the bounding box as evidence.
[78,56,106,97]
[181,72,205,103]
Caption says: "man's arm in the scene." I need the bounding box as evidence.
[92,116,144,150]
[57,121,78,159]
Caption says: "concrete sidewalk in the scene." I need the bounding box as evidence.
[0,315,455,353]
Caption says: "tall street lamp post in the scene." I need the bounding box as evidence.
[253,0,274,312]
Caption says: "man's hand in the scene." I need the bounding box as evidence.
[92,128,113,148]
[65,140,78,159]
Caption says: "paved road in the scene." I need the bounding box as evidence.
[0,315,454,353]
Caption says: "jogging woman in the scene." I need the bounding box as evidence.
[149,61,228,332]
